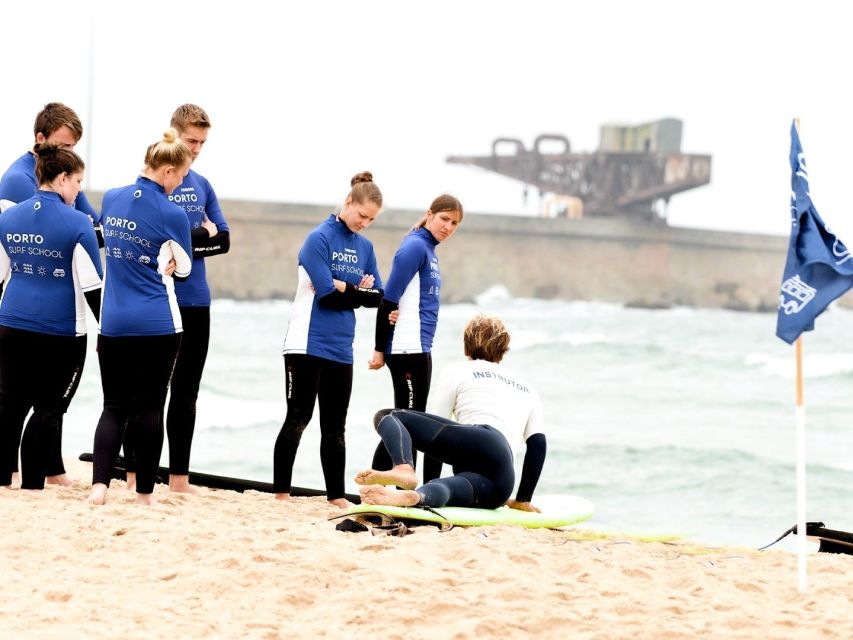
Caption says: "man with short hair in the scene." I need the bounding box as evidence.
[162,104,231,493]
[0,102,101,232]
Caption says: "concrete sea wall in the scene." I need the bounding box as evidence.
[202,198,789,311]
[91,194,791,310]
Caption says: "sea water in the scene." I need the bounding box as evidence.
[62,290,853,549]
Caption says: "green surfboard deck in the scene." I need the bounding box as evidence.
[347,496,594,528]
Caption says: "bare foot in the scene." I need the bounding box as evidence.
[46,474,73,487]
[126,471,136,492]
[89,483,109,505]
[328,498,350,510]
[359,485,420,507]
[354,464,417,489]
[136,493,156,506]
[275,493,290,501]
[10,472,21,489]
[168,475,198,494]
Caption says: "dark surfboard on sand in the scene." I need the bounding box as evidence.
[77,452,361,502]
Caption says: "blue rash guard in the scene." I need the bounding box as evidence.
[0,151,101,224]
[168,169,230,307]
[0,191,103,336]
[382,227,441,353]
[99,177,193,337]
[282,214,382,364]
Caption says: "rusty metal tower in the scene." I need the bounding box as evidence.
[446,118,711,220]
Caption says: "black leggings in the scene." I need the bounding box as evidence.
[44,336,87,477]
[274,354,352,500]
[370,353,442,482]
[0,326,82,489]
[165,306,210,475]
[376,409,515,509]
[91,334,180,494]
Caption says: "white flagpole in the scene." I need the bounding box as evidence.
[795,335,807,592]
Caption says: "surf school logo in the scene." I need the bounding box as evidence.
[779,275,816,315]
[53,268,66,278]
[832,235,853,266]
[138,255,151,264]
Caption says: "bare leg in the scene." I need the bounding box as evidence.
[275,492,290,501]
[89,483,109,505]
[126,471,136,492]
[360,485,420,507]
[354,464,417,489]
[168,474,198,494]
[328,497,350,509]
[136,492,156,506]
[46,473,73,486]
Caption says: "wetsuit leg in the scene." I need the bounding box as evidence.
[92,335,132,487]
[317,358,353,501]
[166,306,210,475]
[45,335,87,477]
[132,335,180,495]
[376,410,515,509]
[0,327,33,485]
[20,333,80,490]
[273,354,321,493]
[92,335,179,493]
[370,353,435,475]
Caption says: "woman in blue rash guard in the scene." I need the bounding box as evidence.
[0,144,102,490]
[276,171,384,508]
[88,129,193,506]
[123,104,231,495]
[356,315,547,513]
[367,194,463,482]
[0,103,103,487]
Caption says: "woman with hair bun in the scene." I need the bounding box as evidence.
[277,171,384,508]
[0,144,102,490]
[89,129,193,506]
[368,194,463,482]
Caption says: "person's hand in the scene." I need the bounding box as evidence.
[368,350,385,370]
[388,309,400,325]
[505,499,540,513]
[202,218,218,237]
[164,258,177,276]
[358,274,375,289]
[332,279,347,292]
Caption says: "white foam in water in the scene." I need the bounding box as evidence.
[474,284,512,305]
[746,351,853,379]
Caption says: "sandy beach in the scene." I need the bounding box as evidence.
[1,458,851,639]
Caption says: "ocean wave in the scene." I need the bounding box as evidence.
[195,393,283,431]
[745,352,853,379]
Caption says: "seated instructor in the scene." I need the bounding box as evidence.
[356,315,546,512]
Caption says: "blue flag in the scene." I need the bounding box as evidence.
[776,121,853,344]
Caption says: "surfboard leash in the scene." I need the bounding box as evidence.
[757,521,825,551]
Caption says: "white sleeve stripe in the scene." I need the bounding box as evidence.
[72,243,103,291]
[0,246,10,281]
[169,239,192,278]
[0,199,17,213]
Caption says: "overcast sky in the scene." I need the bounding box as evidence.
[2,1,851,237]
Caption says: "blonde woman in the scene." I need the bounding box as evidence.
[89,129,193,506]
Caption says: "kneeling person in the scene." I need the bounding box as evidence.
[356,315,546,512]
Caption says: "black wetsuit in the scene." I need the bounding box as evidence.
[369,352,443,482]
[273,354,353,500]
[375,409,516,509]
[92,334,181,494]
[0,328,84,489]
